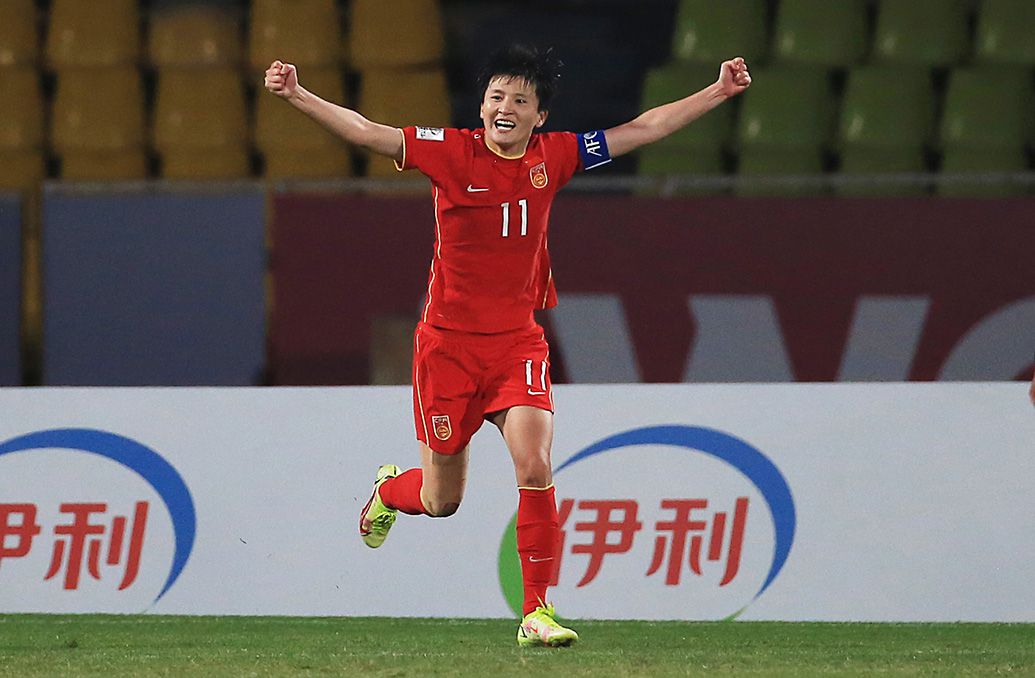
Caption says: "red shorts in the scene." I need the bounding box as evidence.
[412,321,554,454]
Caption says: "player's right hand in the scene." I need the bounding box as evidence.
[264,60,298,99]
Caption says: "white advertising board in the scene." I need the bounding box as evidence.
[0,383,1032,621]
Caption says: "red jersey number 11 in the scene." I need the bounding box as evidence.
[501,199,528,238]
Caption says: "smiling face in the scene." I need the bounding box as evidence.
[479,76,548,158]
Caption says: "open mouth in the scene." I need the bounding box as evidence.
[494,119,517,131]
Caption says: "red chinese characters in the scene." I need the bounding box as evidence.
[556,497,750,588]
[0,501,149,591]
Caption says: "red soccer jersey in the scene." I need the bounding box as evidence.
[398,126,582,333]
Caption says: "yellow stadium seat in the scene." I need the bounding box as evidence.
[248,0,342,73]
[0,150,46,191]
[358,67,450,180]
[60,150,148,181]
[51,67,145,152]
[0,0,39,66]
[153,68,248,151]
[255,68,352,179]
[46,0,140,69]
[160,149,252,180]
[148,4,242,68]
[0,67,44,150]
[350,0,445,68]
[358,68,451,129]
[262,147,352,179]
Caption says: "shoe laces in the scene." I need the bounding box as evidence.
[370,512,394,532]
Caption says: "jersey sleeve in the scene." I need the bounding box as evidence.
[542,132,584,189]
[395,126,462,183]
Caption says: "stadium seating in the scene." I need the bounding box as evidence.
[148,3,243,68]
[248,0,343,73]
[641,64,733,152]
[350,0,445,69]
[0,0,38,66]
[771,0,868,67]
[670,0,768,64]
[736,149,826,196]
[152,68,250,179]
[936,67,1032,195]
[871,0,968,67]
[736,67,835,152]
[360,67,451,179]
[0,67,44,152]
[634,64,730,188]
[938,148,1029,196]
[835,67,935,195]
[0,150,46,192]
[974,0,1035,65]
[51,67,147,180]
[734,66,835,195]
[940,68,1034,151]
[45,0,140,69]
[255,67,353,179]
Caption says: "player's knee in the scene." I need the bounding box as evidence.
[426,500,460,518]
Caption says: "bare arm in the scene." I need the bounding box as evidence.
[264,61,403,163]
[604,57,752,158]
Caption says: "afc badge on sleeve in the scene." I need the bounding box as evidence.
[431,415,452,441]
[529,162,548,189]
[416,127,445,141]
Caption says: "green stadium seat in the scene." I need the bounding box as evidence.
[837,67,935,151]
[772,0,867,67]
[836,148,929,196]
[938,148,1029,196]
[939,68,1034,151]
[670,0,767,64]
[975,0,1035,65]
[637,147,726,195]
[872,0,968,67]
[640,64,733,151]
[736,67,835,151]
[736,149,826,196]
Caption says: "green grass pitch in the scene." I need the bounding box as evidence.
[1,615,1032,677]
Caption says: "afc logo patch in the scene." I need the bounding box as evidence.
[529,162,548,189]
[432,415,452,441]
[416,126,445,141]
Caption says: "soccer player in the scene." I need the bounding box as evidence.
[265,44,751,647]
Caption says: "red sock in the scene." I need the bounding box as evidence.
[378,468,427,515]
[517,485,559,616]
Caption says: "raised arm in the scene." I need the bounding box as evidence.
[604,57,751,159]
[264,61,403,163]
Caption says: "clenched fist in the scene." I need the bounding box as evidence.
[717,57,751,97]
[264,60,299,99]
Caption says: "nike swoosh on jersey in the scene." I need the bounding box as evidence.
[466,185,489,192]
[528,556,554,563]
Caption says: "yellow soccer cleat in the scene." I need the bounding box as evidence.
[358,464,401,548]
[517,604,579,647]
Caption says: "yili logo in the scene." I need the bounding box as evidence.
[497,425,796,620]
[0,429,196,612]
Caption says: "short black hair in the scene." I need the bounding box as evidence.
[476,43,563,113]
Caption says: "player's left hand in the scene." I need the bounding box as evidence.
[718,57,751,97]
[1029,374,1035,407]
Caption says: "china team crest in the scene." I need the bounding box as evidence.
[432,415,452,441]
[529,162,548,189]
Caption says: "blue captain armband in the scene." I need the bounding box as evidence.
[577,130,612,170]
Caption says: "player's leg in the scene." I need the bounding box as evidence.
[360,322,479,547]
[492,406,577,647]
